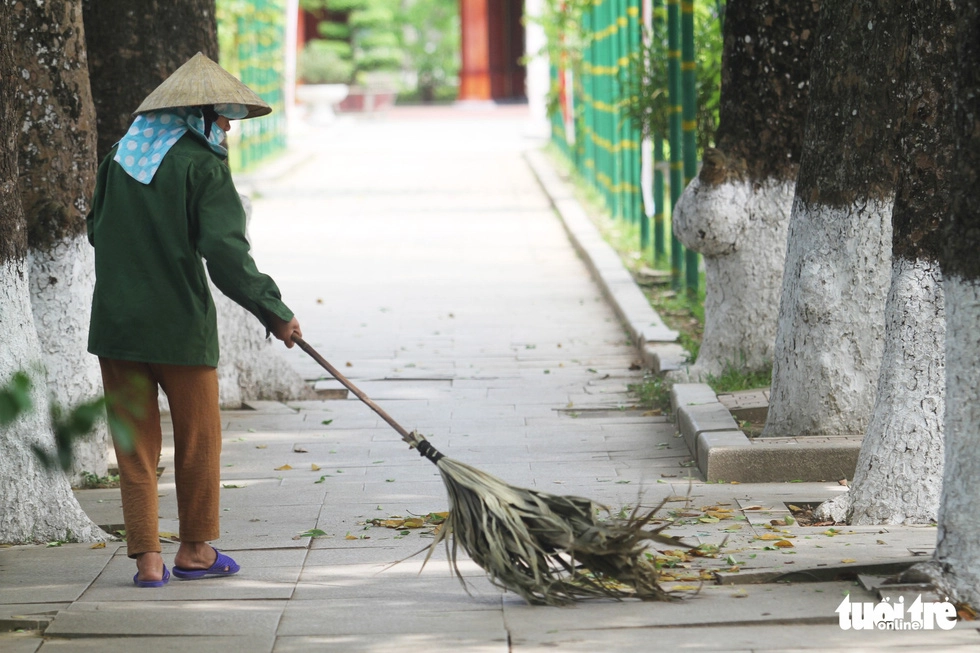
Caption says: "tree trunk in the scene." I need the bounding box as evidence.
[14,0,108,485]
[83,1,312,408]
[670,0,817,381]
[762,0,906,437]
[820,0,952,525]
[0,4,106,543]
[916,0,980,608]
[82,0,219,161]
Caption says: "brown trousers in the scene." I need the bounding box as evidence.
[99,359,222,558]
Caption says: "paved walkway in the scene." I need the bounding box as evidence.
[1,106,976,651]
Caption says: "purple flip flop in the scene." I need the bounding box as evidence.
[133,564,170,588]
[172,547,240,580]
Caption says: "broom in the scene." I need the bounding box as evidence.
[293,335,688,605]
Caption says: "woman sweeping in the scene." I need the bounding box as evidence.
[86,53,301,587]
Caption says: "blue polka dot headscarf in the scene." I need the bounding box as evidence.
[113,102,249,184]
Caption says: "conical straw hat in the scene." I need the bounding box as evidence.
[133,52,271,119]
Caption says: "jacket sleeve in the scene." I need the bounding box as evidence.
[191,160,294,331]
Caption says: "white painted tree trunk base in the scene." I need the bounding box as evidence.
[764,198,892,437]
[929,275,980,607]
[0,259,107,544]
[29,235,110,485]
[668,178,794,382]
[212,291,314,408]
[848,258,944,523]
[817,258,945,524]
[814,493,850,524]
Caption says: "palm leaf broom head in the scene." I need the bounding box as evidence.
[407,431,689,606]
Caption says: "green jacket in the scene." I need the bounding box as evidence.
[87,133,293,367]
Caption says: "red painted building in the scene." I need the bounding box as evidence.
[459,0,526,101]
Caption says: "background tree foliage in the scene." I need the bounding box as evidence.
[397,0,459,102]
[533,0,593,120]
[299,0,402,85]
[622,2,723,152]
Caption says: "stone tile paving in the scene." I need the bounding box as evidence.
[2,106,977,651]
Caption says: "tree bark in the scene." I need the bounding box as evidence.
[822,0,953,525]
[763,0,906,437]
[14,0,108,484]
[0,2,106,543]
[916,0,980,608]
[82,0,219,161]
[670,0,817,381]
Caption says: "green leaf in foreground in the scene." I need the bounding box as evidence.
[0,372,32,426]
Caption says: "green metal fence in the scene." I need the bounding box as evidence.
[218,0,288,172]
[579,0,643,225]
[548,0,702,295]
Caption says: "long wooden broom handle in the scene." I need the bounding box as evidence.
[291,335,413,441]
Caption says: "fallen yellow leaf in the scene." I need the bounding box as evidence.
[90,542,106,549]
[275,464,293,471]
[774,539,794,548]
[311,464,321,471]
[841,558,857,564]
[957,604,978,621]
[403,517,425,528]
[669,584,701,591]
[757,533,795,540]
[704,511,732,520]
[345,534,358,540]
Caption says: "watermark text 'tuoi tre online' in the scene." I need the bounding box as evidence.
[837,594,957,631]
